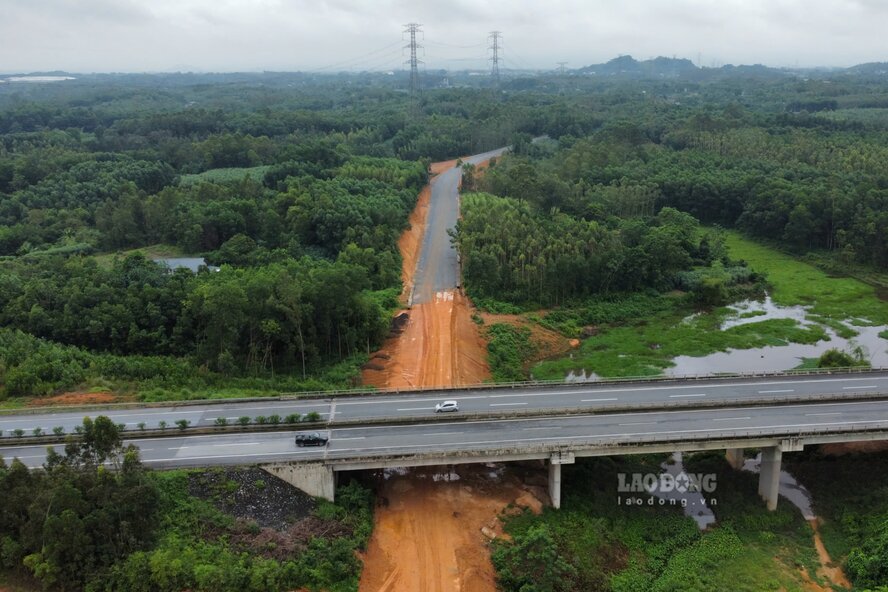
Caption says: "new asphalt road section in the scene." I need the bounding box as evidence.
[5,399,888,469]
[3,373,888,434]
[412,147,508,303]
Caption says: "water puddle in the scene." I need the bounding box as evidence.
[669,294,888,376]
[649,452,717,529]
[565,369,602,382]
[740,453,815,519]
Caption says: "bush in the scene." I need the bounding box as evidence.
[175,419,190,431]
[285,413,301,424]
[267,414,281,425]
[304,412,321,423]
[237,416,251,427]
[214,417,229,427]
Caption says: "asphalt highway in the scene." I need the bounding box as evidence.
[5,398,888,469]
[2,373,888,435]
[412,147,509,303]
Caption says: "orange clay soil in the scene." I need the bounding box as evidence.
[809,519,852,589]
[362,159,491,389]
[481,311,578,365]
[26,391,130,407]
[358,465,545,592]
[396,184,430,305]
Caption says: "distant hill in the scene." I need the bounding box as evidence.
[845,62,888,76]
[575,55,793,81]
[577,55,698,78]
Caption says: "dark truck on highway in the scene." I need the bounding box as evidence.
[295,432,328,447]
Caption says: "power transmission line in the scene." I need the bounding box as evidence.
[557,61,568,75]
[488,31,502,83]
[403,23,423,95]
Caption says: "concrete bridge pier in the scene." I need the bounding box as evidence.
[725,448,745,470]
[758,439,803,511]
[261,462,336,502]
[758,446,782,511]
[548,452,575,509]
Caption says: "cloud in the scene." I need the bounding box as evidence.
[0,0,884,72]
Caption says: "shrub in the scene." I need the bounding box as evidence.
[237,416,251,427]
[175,419,190,431]
[214,417,229,427]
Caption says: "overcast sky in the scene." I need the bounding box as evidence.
[2,0,886,73]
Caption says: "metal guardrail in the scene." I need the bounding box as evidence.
[322,421,888,466]
[3,389,888,448]
[1,366,886,417]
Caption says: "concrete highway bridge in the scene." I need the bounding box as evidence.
[3,370,888,512]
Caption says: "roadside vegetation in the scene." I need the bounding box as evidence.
[0,416,373,592]
[787,449,888,590]
[493,454,823,592]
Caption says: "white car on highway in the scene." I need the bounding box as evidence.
[435,400,459,413]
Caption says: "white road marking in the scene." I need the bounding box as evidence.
[333,376,888,407]
[490,402,527,407]
[581,398,619,402]
[670,394,706,398]
[844,386,877,390]
[806,412,842,417]
[396,407,432,411]
[713,417,751,422]
[759,390,794,393]
[335,437,366,441]
[424,431,464,436]
[619,422,657,426]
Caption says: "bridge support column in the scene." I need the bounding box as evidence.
[548,452,575,510]
[548,463,562,509]
[758,447,782,511]
[261,462,335,502]
[726,448,745,470]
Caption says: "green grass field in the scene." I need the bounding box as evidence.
[725,231,888,323]
[532,232,888,380]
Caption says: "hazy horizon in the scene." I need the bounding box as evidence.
[2,0,886,74]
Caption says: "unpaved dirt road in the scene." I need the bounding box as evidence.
[362,150,505,390]
[358,465,544,592]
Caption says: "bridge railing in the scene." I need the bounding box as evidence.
[323,421,888,466]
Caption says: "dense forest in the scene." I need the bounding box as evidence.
[3,71,888,399]
[0,77,567,400]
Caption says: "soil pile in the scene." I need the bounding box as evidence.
[358,464,546,592]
